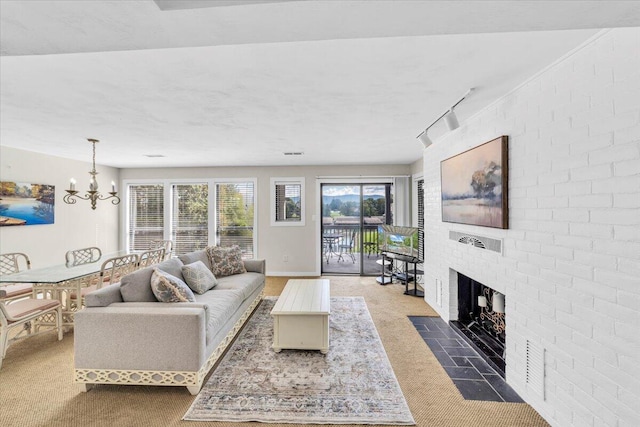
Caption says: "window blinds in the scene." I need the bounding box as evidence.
[274,183,302,221]
[171,184,208,255]
[128,185,164,252]
[417,179,425,261]
[216,182,255,258]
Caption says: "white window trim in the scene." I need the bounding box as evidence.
[122,177,258,258]
[270,177,305,227]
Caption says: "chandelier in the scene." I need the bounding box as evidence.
[63,138,120,210]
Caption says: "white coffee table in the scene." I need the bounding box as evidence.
[271,279,330,354]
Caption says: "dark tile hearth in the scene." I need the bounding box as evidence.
[409,316,523,403]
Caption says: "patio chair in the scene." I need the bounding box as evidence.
[337,231,356,263]
[65,247,102,267]
[149,240,173,260]
[0,290,63,369]
[0,253,33,303]
[138,248,165,268]
[69,254,139,309]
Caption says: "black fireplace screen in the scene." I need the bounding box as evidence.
[457,274,505,346]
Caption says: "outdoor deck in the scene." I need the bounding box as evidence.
[322,250,383,275]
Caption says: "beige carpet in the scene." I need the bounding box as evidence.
[0,276,550,427]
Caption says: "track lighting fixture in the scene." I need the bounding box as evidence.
[443,109,460,131]
[417,131,433,148]
[416,88,473,147]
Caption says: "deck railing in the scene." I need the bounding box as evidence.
[322,224,380,256]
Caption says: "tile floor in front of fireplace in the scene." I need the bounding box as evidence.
[409,316,523,403]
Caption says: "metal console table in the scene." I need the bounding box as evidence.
[380,251,424,297]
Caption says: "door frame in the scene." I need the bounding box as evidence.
[316,177,395,276]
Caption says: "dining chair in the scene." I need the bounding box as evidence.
[68,253,139,309]
[65,247,102,267]
[0,290,63,369]
[0,253,33,303]
[138,248,165,268]
[149,240,173,260]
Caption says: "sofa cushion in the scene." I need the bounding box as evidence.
[206,245,246,278]
[151,269,196,303]
[214,272,265,300]
[194,289,244,341]
[181,261,218,294]
[178,249,211,271]
[120,258,184,302]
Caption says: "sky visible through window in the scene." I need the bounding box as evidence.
[322,185,385,197]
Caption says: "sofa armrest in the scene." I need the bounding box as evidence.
[243,259,265,274]
[85,283,123,307]
[74,306,207,372]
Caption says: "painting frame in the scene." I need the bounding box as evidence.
[440,136,508,229]
[0,181,56,226]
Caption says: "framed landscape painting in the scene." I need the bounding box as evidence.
[441,136,508,229]
[0,181,55,226]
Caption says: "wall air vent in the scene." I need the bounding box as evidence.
[459,236,486,248]
[449,231,502,254]
[526,340,545,399]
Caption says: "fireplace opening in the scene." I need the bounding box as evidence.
[451,273,506,378]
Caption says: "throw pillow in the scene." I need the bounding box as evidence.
[150,268,196,303]
[181,261,218,295]
[206,245,247,278]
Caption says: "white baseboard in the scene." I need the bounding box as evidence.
[267,271,319,277]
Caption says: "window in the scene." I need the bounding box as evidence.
[171,184,208,255]
[126,179,257,258]
[216,182,255,258]
[270,177,305,226]
[417,178,425,261]
[128,184,164,252]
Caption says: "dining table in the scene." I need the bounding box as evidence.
[0,250,132,330]
[322,233,343,263]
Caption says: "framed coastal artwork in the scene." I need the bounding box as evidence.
[440,136,508,229]
[0,181,55,226]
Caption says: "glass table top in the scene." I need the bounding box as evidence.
[0,250,132,284]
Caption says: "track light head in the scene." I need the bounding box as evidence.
[418,131,433,148]
[443,109,460,131]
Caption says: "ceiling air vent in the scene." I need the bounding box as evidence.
[449,231,502,254]
[144,154,166,158]
[283,152,303,156]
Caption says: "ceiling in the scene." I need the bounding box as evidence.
[1,1,638,168]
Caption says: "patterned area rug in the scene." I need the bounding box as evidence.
[184,297,415,425]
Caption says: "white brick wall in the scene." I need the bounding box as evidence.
[423,28,640,427]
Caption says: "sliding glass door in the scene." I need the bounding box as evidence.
[321,183,392,275]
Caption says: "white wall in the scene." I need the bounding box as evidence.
[0,146,120,267]
[120,164,412,275]
[422,29,639,427]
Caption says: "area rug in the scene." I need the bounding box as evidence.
[183,296,415,425]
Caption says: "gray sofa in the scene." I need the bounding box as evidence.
[73,249,265,395]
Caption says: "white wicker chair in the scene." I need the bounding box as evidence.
[0,291,63,369]
[149,240,173,260]
[0,253,33,303]
[138,248,165,268]
[65,247,102,267]
[69,254,140,307]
